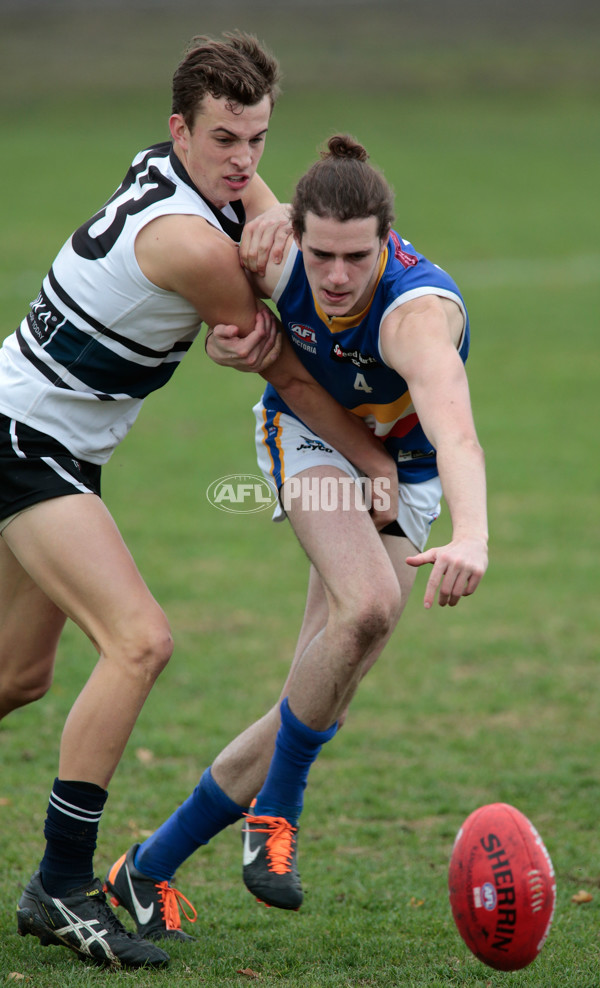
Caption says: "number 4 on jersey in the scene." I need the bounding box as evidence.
[353,372,373,393]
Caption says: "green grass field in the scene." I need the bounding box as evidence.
[1,3,599,985]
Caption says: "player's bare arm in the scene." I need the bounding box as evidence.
[135,215,262,332]
[208,234,299,370]
[137,214,283,370]
[379,294,488,608]
[206,309,282,372]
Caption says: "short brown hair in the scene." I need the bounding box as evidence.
[291,135,395,242]
[172,31,281,128]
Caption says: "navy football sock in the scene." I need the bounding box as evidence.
[253,697,338,826]
[39,778,108,897]
[134,767,247,881]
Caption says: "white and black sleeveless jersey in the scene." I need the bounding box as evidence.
[0,142,245,463]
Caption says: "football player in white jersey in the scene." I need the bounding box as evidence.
[104,136,488,934]
[3,36,397,968]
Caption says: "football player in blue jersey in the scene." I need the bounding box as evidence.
[105,135,487,933]
[1,31,396,968]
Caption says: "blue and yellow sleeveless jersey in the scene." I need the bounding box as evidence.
[261,230,470,484]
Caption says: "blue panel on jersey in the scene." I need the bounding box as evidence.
[23,315,183,398]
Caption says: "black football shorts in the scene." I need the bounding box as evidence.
[0,413,101,531]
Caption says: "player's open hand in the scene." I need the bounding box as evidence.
[206,309,282,372]
[405,536,488,609]
[239,204,292,276]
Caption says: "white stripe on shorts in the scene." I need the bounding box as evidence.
[9,419,26,458]
[41,456,93,494]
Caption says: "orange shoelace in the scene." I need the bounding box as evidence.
[156,882,198,929]
[246,815,297,875]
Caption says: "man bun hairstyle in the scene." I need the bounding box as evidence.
[291,135,395,241]
[172,31,281,128]
[326,134,369,163]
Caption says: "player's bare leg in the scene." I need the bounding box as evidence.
[240,468,419,907]
[5,495,172,967]
[212,504,418,801]
[0,538,66,719]
[3,495,173,786]
[280,467,404,729]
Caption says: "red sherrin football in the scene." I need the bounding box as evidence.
[448,803,556,971]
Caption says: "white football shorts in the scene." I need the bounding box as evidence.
[253,400,441,552]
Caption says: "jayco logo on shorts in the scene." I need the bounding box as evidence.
[206,474,278,514]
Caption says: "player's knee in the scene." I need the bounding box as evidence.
[0,668,53,716]
[348,582,402,649]
[117,616,174,682]
[140,623,174,678]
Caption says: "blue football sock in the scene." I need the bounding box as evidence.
[134,767,246,881]
[253,697,338,826]
[40,778,108,897]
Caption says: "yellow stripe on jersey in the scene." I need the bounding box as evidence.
[349,391,415,435]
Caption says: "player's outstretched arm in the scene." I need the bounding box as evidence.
[380,295,488,607]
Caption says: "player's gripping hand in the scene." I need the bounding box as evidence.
[239,203,292,276]
[369,465,400,533]
[406,536,488,609]
[206,309,282,373]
